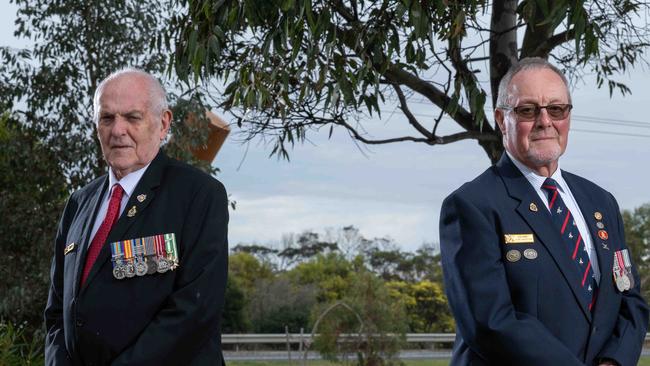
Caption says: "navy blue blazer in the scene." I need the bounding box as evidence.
[44,151,229,366]
[440,154,648,366]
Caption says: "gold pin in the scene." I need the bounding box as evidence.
[136,194,146,203]
[594,212,603,220]
[127,206,137,217]
[504,234,534,244]
[529,203,538,212]
[64,242,76,255]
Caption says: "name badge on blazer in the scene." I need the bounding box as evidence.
[64,242,76,255]
[504,234,534,244]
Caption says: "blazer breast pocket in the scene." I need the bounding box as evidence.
[502,243,540,316]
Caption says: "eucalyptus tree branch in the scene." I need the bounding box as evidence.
[391,83,433,139]
[531,29,576,58]
[382,64,482,134]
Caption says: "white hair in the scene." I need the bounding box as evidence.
[496,57,571,108]
[93,68,168,123]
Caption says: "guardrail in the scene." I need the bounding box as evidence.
[222,333,454,345]
[223,332,650,345]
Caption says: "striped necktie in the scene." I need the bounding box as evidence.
[541,178,597,311]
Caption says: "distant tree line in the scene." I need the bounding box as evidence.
[221,226,454,335]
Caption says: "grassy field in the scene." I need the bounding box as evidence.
[228,357,650,366]
[228,362,445,366]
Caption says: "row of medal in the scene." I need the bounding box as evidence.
[613,248,634,292]
[110,233,179,280]
[594,211,634,293]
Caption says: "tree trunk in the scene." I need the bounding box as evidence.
[489,0,518,109]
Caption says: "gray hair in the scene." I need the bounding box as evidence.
[93,68,168,123]
[496,57,571,108]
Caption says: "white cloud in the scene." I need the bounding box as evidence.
[228,194,436,252]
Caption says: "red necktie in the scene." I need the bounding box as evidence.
[81,184,124,286]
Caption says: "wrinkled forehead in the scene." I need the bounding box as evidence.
[97,76,151,113]
[507,68,570,104]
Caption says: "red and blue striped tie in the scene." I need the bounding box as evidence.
[541,178,597,311]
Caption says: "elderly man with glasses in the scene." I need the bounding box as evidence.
[440,58,648,366]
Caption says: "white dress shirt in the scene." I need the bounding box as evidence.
[89,163,151,241]
[507,151,601,283]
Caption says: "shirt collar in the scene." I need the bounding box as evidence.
[506,150,567,192]
[108,163,151,199]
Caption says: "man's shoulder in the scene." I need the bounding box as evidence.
[70,175,107,201]
[446,165,502,202]
[161,156,226,195]
[562,170,612,199]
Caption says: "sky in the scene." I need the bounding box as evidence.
[2,3,649,252]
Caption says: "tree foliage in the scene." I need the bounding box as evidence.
[312,271,408,366]
[2,0,217,190]
[0,0,219,338]
[0,114,67,332]
[168,0,649,163]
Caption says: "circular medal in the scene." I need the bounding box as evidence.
[125,263,136,278]
[135,261,148,276]
[113,266,125,280]
[523,248,538,260]
[622,275,631,291]
[157,258,170,273]
[146,258,158,274]
[616,275,630,292]
[506,250,521,262]
[598,230,608,240]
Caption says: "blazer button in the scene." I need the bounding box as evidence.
[76,319,84,327]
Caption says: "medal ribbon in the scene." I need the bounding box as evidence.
[616,251,626,276]
[124,239,133,262]
[111,241,122,267]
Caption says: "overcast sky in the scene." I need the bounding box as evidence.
[3,3,649,252]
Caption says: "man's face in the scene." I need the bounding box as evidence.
[495,68,571,170]
[96,75,171,179]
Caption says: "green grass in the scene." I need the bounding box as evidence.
[227,361,447,366]
[229,358,650,366]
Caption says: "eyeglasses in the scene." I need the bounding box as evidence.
[500,104,573,121]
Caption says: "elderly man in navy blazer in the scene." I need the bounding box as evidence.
[440,58,648,366]
[44,69,229,365]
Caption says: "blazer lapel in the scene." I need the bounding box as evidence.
[73,178,109,296]
[79,152,167,293]
[497,155,592,322]
[563,172,615,320]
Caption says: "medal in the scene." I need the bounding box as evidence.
[616,275,631,292]
[124,239,136,278]
[155,234,169,273]
[523,248,538,260]
[164,233,179,270]
[506,249,521,262]
[133,238,148,276]
[113,266,126,280]
[621,249,635,288]
[157,258,170,273]
[146,257,158,274]
[613,250,632,292]
[110,241,126,280]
